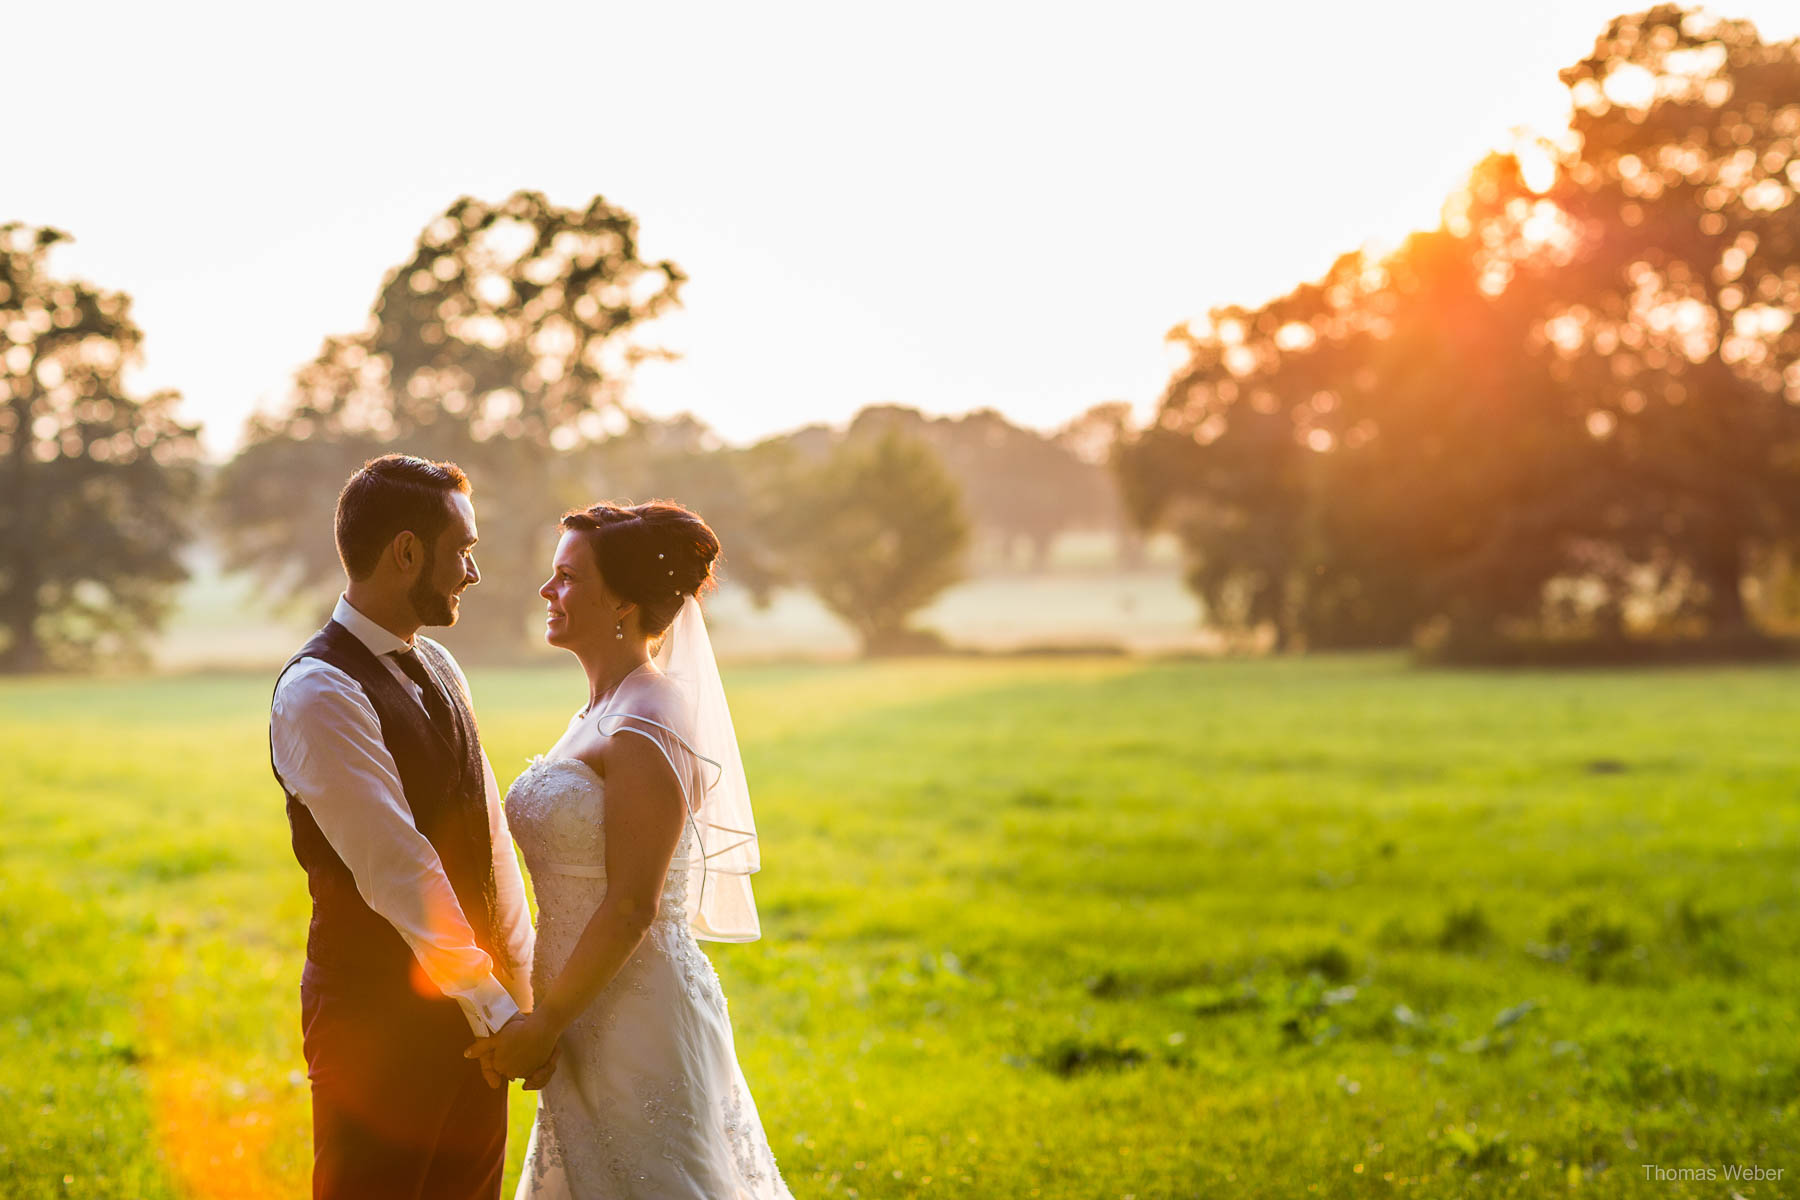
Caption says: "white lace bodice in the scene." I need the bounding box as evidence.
[504,755,694,919]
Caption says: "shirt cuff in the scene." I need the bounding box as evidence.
[457,974,522,1036]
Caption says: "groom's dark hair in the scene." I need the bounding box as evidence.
[335,454,472,579]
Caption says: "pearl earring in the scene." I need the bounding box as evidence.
[615,620,624,640]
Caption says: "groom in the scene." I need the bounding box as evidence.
[270,454,548,1198]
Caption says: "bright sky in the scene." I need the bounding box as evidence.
[11,2,1799,456]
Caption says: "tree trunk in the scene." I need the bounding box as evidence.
[0,555,45,673]
[0,628,46,673]
[1697,537,1750,636]
[1,387,41,673]
[1268,619,1291,654]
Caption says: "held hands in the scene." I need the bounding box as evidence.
[467,1011,561,1088]
[518,1042,559,1091]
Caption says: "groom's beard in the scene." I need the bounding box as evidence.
[409,542,459,627]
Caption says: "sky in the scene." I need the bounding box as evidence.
[10,1,1800,457]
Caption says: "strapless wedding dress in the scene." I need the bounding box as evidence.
[504,756,791,1200]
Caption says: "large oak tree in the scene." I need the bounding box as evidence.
[0,225,200,672]
[217,191,684,653]
[1121,5,1800,656]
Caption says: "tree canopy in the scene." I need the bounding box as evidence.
[768,403,1130,571]
[215,191,684,652]
[782,431,970,655]
[0,225,201,672]
[1120,5,1800,657]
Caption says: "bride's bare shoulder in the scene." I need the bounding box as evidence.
[622,669,686,716]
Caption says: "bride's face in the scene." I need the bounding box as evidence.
[540,530,624,649]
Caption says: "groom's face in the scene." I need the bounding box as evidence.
[409,492,480,627]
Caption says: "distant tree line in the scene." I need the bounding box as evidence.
[206,190,1129,658]
[0,188,1130,669]
[8,6,1796,669]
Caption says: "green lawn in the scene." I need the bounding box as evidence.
[1,655,1796,1198]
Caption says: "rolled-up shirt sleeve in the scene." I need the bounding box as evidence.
[272,661,520,1036]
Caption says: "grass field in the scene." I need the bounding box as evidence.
[2,654,1797,1198]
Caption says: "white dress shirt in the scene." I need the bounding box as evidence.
[271,595,534,1036]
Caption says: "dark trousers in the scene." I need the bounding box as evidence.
[301,970,506,1200]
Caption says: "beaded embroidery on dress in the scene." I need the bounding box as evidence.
[505,754,789,1200]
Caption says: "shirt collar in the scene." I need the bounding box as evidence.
[332,595,413,659]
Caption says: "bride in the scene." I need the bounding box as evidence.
[468,501,791,1199]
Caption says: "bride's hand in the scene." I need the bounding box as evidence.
[467,1012,560,1081]
[520,1041,560,1090]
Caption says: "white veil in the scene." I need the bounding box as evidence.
[596,595,761,942]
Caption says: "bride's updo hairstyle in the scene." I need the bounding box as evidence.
[559,501,722,638]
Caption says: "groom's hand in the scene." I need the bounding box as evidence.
[469,1013,525,1089]
[520,1042,560,1091]
[467,1010,558,1082]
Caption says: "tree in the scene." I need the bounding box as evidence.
[0,224,201,672]
[1523,4,1800,634]
[800,404,1112,572]
[1120,5,1800,657]
[1396,6,1800,649]
[216,191,684,652]
[1120,250,1437,651]
[783,431,969,655]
